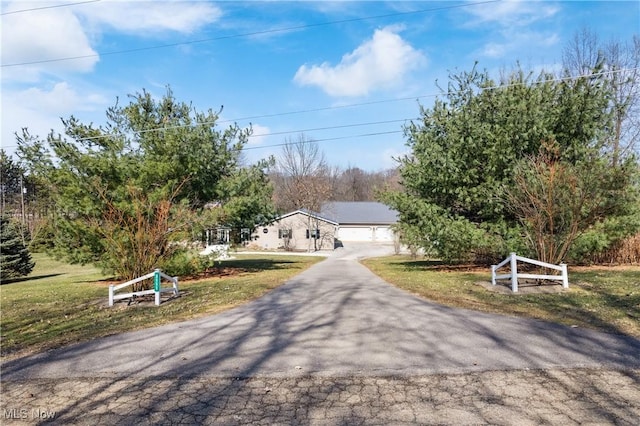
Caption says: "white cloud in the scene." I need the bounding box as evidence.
[1,83,109,154]
[246,123,271,146]
[1,3,99,80]
[20,82,108,114]
[294,26,426,97]
[464,0,559,27]
[531,62,563,76]
[481,42,508,59]
[478,29,560,59]
[240,123,280,166]
[79,0,223,35]
[462,0,561,60]
[381,146,406,169]
[0,0,222,82]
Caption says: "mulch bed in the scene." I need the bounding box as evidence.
[475,279,567,294]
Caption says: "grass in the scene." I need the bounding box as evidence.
[362,256,640,338]
[0,252,323,360]
[3,253,638,360]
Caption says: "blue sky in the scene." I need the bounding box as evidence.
[1,0,639,171]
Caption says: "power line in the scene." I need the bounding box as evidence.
[243,131,404,151]
[0,0,100,16]
[217,96,422,126]
[248,118,419,139]
[186,66,640,132]
[1,0,500,68]
[222,66,640,127]
[98,66,640,140]
[0,117,413,150]
[3,66,637,151]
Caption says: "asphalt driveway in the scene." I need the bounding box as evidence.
[2,243,639,424]
[3,243,639,380]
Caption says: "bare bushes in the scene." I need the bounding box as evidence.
[589,232,640,264]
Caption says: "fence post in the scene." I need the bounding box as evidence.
[510,252,518,292]
[109,285,114,306]
[491,265,496,286]
[153,269,160,291]
[561,263,568,288]
[154,269,161,306]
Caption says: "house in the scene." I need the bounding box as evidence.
[251,201,398,251]
[253,209,338,251]
[321,201,398,243]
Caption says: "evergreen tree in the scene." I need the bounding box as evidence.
[1,215,34,280]
[16,87,275,280]
[385,64,638,263]
[1,150,23,213]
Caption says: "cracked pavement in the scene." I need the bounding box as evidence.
[2,243,640,424]
[3,369,639,425]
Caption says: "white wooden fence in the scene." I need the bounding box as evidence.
[491,252,568,293]
[199,243,230,259]
[109,269,179,306]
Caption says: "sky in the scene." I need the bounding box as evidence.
[1,0,639,171]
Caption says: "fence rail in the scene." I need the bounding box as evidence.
[109,269,179,306]
[491,253,568,293]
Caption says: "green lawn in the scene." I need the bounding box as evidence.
[362,256,640,338]
[1,253,323,360]
[3,253,638,360]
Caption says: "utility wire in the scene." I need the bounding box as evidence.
[248,118,419,139]
[81,66,640,140]
[0,0,100,16]
[1,0,500,67]
[0,118,413,150]
[243,130,404,151]
[3,66,637,151]
[160,66,640,134]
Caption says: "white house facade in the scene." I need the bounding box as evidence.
[250,202,398,251]
[321,201,398,243]
[251,210,338,251]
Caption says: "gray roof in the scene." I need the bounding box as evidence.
[321,202,398,225]
[276,209,339,226]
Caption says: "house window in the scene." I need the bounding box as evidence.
[205,227,230,245]
[278,229,292,239]
[240,228,251,242]
[306,228,320,239]
[216,228,230,244]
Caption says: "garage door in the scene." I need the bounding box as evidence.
[374,226,394,242]
[338,226,373,241]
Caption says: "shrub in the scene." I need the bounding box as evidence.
[1,215,35,280]
[159,249,221,277]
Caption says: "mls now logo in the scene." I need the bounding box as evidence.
[3,409,28,419]
[32,408,56,420]
[3,408,56,420]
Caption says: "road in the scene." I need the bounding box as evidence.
[2,243,639,424]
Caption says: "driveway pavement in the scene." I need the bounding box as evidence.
[2,243,639,424]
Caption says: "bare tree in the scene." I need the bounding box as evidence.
[332,165,402,202]
[336,166,369,201]
[562,27,602,77]
[604,35,640,164]
[92,179,195,284]
[563,29,640,164]
[505,140,635,265]
[271,134,334,251]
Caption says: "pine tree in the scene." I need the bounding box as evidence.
[385,64,638,263]
[1,215,35,280]
[16,87,275,280]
